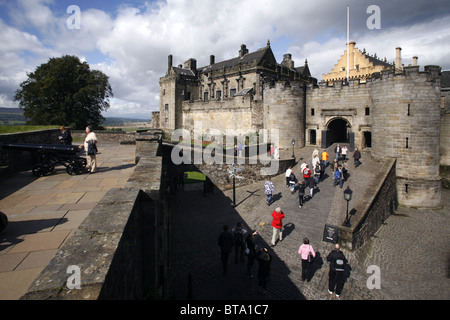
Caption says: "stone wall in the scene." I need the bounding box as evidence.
[71,130,136,145]
[339,158,397,250]
[21,133,166,300]
[0,129,63,177]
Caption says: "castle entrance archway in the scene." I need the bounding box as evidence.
[328,118,349,144]
[321,117,353,149]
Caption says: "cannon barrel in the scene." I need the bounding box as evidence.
[0,143,80,155]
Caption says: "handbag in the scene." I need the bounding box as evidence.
[307,245,314,263]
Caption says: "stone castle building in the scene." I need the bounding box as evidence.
[156,42,449,208]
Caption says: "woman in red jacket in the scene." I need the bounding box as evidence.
[271,207,285,247]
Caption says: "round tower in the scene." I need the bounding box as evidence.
[371,65,442,208]
[263,80,306,151]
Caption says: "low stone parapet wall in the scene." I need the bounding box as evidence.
[339,158,397,250]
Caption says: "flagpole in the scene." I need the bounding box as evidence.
[347,4,350,83]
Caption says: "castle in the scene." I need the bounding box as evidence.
[156,42,450,208]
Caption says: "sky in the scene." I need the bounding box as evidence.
[0,0,449,120]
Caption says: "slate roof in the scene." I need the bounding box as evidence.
[441,70,450,88]
[199,46,272,73]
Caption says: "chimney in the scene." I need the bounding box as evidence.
[395,47,402,70]
[168,54,173,70]
[348,41,356,69]
[413,56,418,66]
[184,58,197,72]
[281,53,295,69]
[210,55,215,65]
[239,44,249,58]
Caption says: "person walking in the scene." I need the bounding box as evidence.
[232,222,248,264]
[78,126,98,173]
[264,177,275,205]
[302,164,311,183]
[334,144,341,161]
[298,181,305,208]
[271,207,285,247]
[245,231,258,278]
[327,244,348,297]
[334,165,344,188]
[321,149,330,167]
[341,146,348,162]
[256,248,272,294]
[308,173,315,198]
[285,166,292,187]
[353,147,361,167]
[313,163,320,187]
[298,238,316,282]
[288,172,297,194]
[218,225,234,274]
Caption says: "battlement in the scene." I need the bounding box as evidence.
[309,65,442,94]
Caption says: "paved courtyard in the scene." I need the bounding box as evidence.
[0,142,136,300]
[167,145,450,300]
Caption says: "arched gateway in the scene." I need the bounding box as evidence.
[321,117,354,150]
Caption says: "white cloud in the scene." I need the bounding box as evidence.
[0,0,449,118]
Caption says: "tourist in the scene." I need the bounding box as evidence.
[321,149,330,167]
[312,149,319,165]
[298,181,305,208]
[271,207,285,247]
[334,165,344,188]
[288,172,297,194]
[218,225,234,274]
[313,163,320,187]
[264,177,275,205]
[331,158,339,172]
[298,238,316,282]
[353,147,361,167]
[270,144,274,159]
[334,144,341,161]
[341,146,348,162]
[256,248,272,294]
[58,126,73,145]
[245,231,258,278]
[302,164,311,183]
[232,222,248,264]
[319,160,326,181]
[327,244,348,298]
[78,126,97,174]
[285,166,293,187]
[308,173,315,198]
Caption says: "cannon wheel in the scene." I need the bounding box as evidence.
[32,164,46,177]
[66,162,82,176]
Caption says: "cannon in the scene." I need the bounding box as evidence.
[0,143,87,177]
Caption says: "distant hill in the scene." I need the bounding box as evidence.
[0,107,28,125]
[0,108,151,127]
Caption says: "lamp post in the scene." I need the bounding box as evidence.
[343,186,353,227]
[291,138,295,159]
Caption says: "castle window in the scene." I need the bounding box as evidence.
[163,89,165,95]
[204,91,209,102]
[216,90,222,101]
[230,88,237,97]
[405,184,409,194]
[365,107,370,116]
[165,104,169,111]
[406,137,409,149]
[184,92,191,101]
[407,104,411,116]
[311,108,315,116]
[356,65,360,71]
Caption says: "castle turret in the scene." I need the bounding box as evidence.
[371,66,442,208]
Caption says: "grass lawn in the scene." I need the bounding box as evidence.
[0,125,59,134]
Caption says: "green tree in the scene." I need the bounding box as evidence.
[14,55,113,130]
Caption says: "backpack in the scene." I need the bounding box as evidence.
[303,168,310,178]
[315,165,320,173]
[234,228,244,243]
[335,258,345,271]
